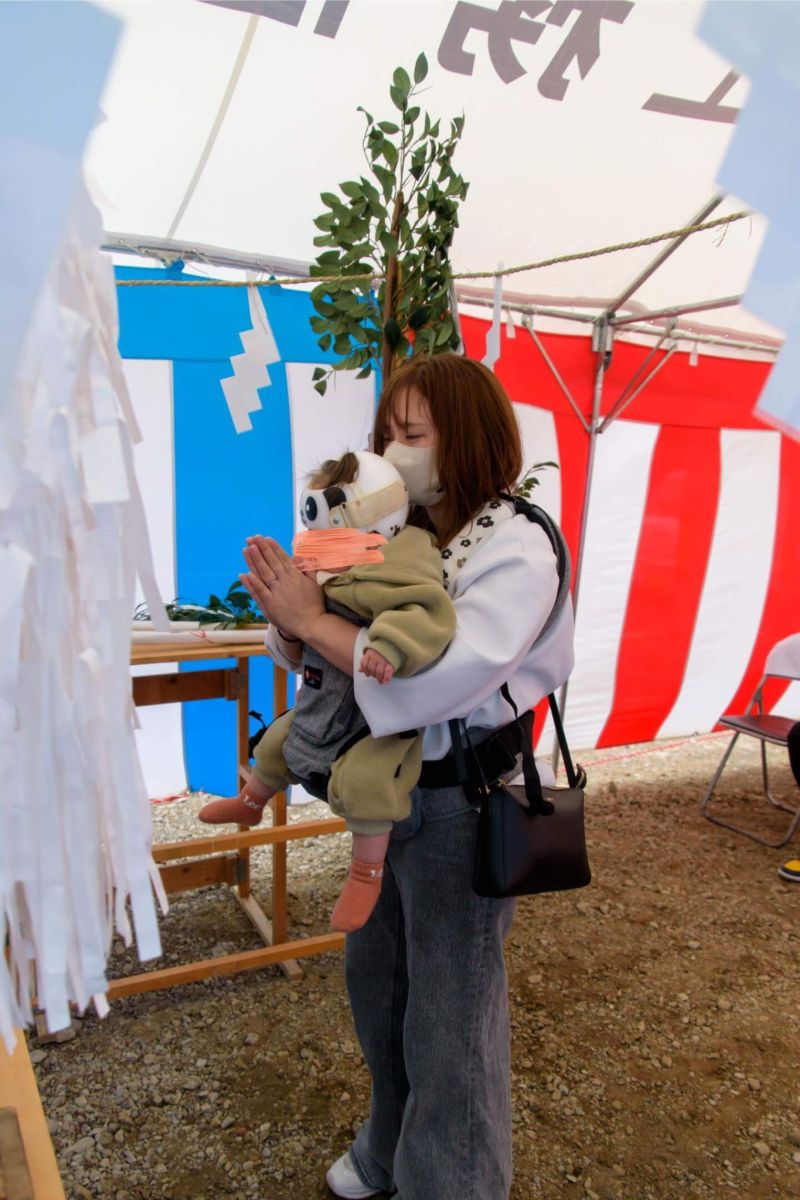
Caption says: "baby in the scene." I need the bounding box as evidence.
[199,451,455,932]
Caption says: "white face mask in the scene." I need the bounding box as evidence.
[383,441,444,507]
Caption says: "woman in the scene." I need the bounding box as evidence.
[241,354,574,1200]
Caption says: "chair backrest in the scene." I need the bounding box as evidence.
[765,634,800,681]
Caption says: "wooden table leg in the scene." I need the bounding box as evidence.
[271,667,289,946]
[232,657,302,981]
[235,656,252,901]
[0,1032,66,1200]
[268,667,303,979]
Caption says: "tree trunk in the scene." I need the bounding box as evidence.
[381,190,405,382]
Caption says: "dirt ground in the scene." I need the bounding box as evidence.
[31,732,800,1200]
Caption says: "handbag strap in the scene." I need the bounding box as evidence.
[449,699,552,816]
[448,717,489,811]
[446,497,585,798]
[499,684,546,810]
[546,693,585,790]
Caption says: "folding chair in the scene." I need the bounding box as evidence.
[702,634,800,848]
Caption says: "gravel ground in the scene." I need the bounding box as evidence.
[31,732,800,1200]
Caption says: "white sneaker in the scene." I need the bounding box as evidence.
[325,1150,382,1198]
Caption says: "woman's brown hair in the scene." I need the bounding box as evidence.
[373,354,523,547]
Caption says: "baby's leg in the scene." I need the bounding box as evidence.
[199,709,295,826]
[198,770,276,826]
[330,831,391,933]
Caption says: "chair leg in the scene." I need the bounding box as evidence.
[702,732,800,849]
[702,732,741,820]
[761,739,799,814]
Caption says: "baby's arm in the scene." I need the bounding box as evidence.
[357,578,456,677]
[359,646,395,685]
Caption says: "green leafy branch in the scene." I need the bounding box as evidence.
[309,53,469,394]
[514,461,560,501]
[134,581,264,629]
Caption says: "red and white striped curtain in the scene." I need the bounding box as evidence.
[460,315,800,751]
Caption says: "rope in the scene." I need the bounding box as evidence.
[577,729,731,769]
[115,211,750,288]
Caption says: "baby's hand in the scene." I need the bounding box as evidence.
[360,648,395,685]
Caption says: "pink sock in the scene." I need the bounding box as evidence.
[330,859,384,933]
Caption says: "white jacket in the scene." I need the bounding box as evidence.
[267,514,575,760]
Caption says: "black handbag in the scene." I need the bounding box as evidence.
[449,688,590,899]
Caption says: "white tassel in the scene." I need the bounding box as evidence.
[482,264,504,370]
[221,285,281,433]
[0,180,165,1047]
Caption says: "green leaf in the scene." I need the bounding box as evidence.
[404,106,420,125]
[435,320,453,346]
[392,66,411,97]
[373,164,395,198]
[340,180,361,199]
[334,334,352,355]
[378,121,400,134]
[379,230,399,257]
[356,106,374,123]
[356,365,373,379]
[312,366,327,381]
[389,84,406,111]
[414,52,428,83]
[316,249,342,266]
[382,140,398,170]
[313,297,337,318]
[384,317,402,350]
[313,380,328,396]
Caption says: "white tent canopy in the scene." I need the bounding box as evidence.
[92,0,779,351]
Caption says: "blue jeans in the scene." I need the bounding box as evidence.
[345,783,517,1199]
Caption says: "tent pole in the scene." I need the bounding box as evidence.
[549,198,731,773]
[523,316,591,434]
[597,321,676,432]
[607,195,724,314]
[610,293,742,328]
[550,316,610,774]
[598,343,678,433]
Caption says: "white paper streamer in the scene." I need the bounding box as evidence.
[220,285,281,433]
[482,264,504,371]
[0,180,166,1049]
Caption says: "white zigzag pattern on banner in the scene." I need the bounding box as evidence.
[220,287,280,434]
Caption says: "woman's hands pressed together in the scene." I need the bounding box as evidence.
[240,536,324,641]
